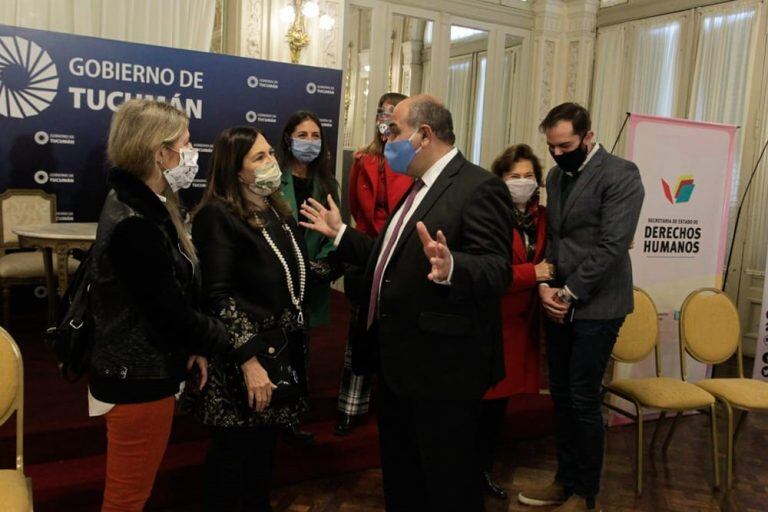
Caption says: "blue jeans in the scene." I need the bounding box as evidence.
[545,317,624,499]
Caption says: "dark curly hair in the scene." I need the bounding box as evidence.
[491,143,543,184]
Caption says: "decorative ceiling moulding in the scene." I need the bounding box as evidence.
[387,0,535,30]
[597,0,725,27]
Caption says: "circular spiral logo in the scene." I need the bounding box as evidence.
[33,170,49,184]
[34,131,49,144]
[306,82,317,95]
[0,35,59,119]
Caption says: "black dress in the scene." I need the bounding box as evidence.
[182,200,309,427]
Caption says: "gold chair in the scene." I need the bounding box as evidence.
[679,287,768,488]
[0,326,33,511]
[603,287,719,494]
[0,189,77,327]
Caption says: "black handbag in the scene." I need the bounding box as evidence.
[250,327,307,406]
[45,250,93,382]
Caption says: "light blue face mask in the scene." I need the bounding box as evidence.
[291,138,322,163]
[383,131,421,174]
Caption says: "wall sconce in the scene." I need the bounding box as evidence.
[280,0,336,64]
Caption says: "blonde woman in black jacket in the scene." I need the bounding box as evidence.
[90,99,227,512]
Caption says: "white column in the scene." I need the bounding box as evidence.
[529,0,598,164]
[224,0,267,58]
[564,0,599,104]
[529,0,568,160]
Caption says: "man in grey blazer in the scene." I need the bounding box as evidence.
[518,103,644,512]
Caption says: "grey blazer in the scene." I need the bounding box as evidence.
[545,145,645,320]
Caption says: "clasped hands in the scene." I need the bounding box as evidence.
[539,286,570,323]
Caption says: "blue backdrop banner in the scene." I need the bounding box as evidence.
[0,24,342,221]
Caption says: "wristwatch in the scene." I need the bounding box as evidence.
[556,288,575,305]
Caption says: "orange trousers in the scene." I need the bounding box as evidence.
[102,396,175,512]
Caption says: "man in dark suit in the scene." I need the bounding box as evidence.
[300,95,512,511]
[518,103,644,512]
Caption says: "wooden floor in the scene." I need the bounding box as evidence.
[267,410,767,512]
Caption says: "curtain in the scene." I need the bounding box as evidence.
[688,0,761,261]
[591,25,626,150]
[0,0,216,52]
[590,13,685,153]
[689,0,761,204]
[627,14,684,117]
[470,54,487,164]
[447,55,473,156]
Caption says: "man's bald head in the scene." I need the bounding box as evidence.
[395,94,456,145]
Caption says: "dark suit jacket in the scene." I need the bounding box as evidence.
[336,152,513,401]
[545,145,645,320]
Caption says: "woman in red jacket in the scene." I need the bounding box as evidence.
[480,144,553,499]
[347,93,412,237]
[335,92,412,435]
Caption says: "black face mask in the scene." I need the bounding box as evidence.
[551,137,588,174]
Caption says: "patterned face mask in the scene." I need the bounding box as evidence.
[377,107,394,138]
[163,146,199,192]
[248,160,282,196]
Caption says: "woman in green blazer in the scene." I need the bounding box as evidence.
[277,110,340,443]
[278,110,340,329]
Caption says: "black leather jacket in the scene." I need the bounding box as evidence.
[89,168,227,404]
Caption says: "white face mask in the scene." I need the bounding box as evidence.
[163,147,199,192]
[248,160,282,196]
[505,178,538,206]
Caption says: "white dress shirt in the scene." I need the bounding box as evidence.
[568,142,601,176]
[335,147,459,296]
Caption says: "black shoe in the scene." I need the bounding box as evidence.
[281,423,314,447]
[482,471,508,500]
[334,414,356,436]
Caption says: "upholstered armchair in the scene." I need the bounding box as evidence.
[0,189,78,327]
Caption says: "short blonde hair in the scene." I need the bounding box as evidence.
[107,99,188,181]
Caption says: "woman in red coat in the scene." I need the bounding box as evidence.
[347,94,413,237]
[480,144,553,499]
[335,92,412,435]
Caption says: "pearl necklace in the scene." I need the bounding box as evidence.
[261,209,307,325]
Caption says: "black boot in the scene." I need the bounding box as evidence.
[482,471,508,500]
[334,413,356,436]
[280,422,314,447]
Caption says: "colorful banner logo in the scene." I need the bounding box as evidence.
[661,174,695,205]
